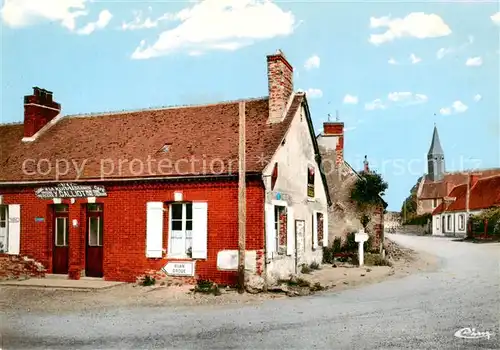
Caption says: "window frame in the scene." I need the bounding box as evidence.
[458,214,465,231]
[168,202,193,258]
[447,214,453,231]
[274,205,287,255]
[54,204,69,247]
[87,204,103,247]
[307,165,315,199]
[0,205,8,253]
[436,216,440,230]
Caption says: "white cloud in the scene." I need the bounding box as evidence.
[387,92,428,105]
[131,0,296,59]
[473,94,482,102]
[365,99,386,111]
[491,12,500,25]
[343,94,359,105]
[305,88,323,98]
[77,9,112,35]
[409,53,422,64]
[388,57,398,65]
[0,0,88,30]
[344,126,357,133]
[304,55,320,70]
[369,12,451,45]
[436,35,474,60]
[121,8,173,30]
[440,100,468,115]
[465,56,483,66]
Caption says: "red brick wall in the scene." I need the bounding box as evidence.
[0,179,265,285]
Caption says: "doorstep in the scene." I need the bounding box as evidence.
[0,276,125,291]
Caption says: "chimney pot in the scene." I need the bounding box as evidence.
[23,87,61,138]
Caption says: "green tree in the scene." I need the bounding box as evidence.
[350,171,389,229]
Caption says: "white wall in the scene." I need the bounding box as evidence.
[262,102,328,282]
[436,210,482,237]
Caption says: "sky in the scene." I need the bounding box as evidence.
[1,0,499,211]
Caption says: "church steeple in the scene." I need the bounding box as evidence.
[427,125,445,181]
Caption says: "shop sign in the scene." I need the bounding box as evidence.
[35,183,107,199]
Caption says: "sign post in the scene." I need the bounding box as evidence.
[355,228,369,267]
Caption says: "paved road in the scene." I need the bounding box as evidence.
[2,235,499,349]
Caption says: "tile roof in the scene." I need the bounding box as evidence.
[469,175,500,211]
[432,175,500,214]
[0,95,304,183]
[419,168,500,199]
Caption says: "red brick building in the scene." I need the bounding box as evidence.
[0,50,331,285]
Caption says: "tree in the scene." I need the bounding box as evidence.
[349,171,389,229]
[400,176,422,222]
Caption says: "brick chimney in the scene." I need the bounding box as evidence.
[320,121,344,166]
[267,49,294,123]
[23,87,61,138]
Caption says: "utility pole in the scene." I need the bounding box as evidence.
[238,101,246,294]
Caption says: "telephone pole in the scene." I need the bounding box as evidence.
[237,101,246,294]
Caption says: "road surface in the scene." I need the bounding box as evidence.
[2,234,499,349]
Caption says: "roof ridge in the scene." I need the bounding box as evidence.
[66,96,269,119]
[0,121,23,126]
[445,167,500,175]
[476,174,500,182]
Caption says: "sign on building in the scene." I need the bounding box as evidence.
[35,183,107,199]
[162,262,195,276]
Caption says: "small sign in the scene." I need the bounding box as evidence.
[162,262,195,276]
[35,183,107,199]
[35,217,45,223]
[8,217,19,224]
[355,232,369,243]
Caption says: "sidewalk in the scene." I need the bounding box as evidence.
[0,275,125,291]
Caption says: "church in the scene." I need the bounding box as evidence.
[416,126,499,216]
[415,126,500,236]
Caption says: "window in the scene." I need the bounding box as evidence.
[54,204,69,247]
[447,215,452,231]
[442,216,446,233]
[432,199,437,208]
[459,214,465,231]
[307,166,315,198]
[0,206,8,253]
[169,203,193,257]
[274,206,287,254]
[436,216,440,230]
[317,213,324,246]
[87,204,103,247]
[271,163,278,190]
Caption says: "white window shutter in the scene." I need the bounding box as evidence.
[146,202,163,258]
[191,202,208,259]
[286,206,295,256]
[322,212,328,247]
[265,203,275,259]
[8,204,21,255]
[312,211,319,249]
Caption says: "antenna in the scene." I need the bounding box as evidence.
[335,110,340,122]
[327,113,332,122]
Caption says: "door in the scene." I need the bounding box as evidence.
[294,220,305,273]
[0,206,7,253]
[86,204,104,277]
[53,204,69,274]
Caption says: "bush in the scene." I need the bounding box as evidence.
[300,264,312,274]
[309,261,321,270]
[140,275,156,286]
[194,278,221,295]
[322,246,334,264]
[342,232,358,252]
[333,237,342,253]
[404,213,432,226]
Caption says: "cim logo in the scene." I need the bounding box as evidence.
[454,327,494,340]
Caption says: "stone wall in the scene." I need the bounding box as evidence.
[398,224,431,235]
[0,254,46,281]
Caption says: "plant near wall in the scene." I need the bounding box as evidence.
[350,171,388,228]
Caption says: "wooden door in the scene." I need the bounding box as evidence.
[53,204,69,274]
[86,204,103,278]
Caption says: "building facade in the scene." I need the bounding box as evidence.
[0,50,331,285]
[432,175,500,237]
[416,126,500,216]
